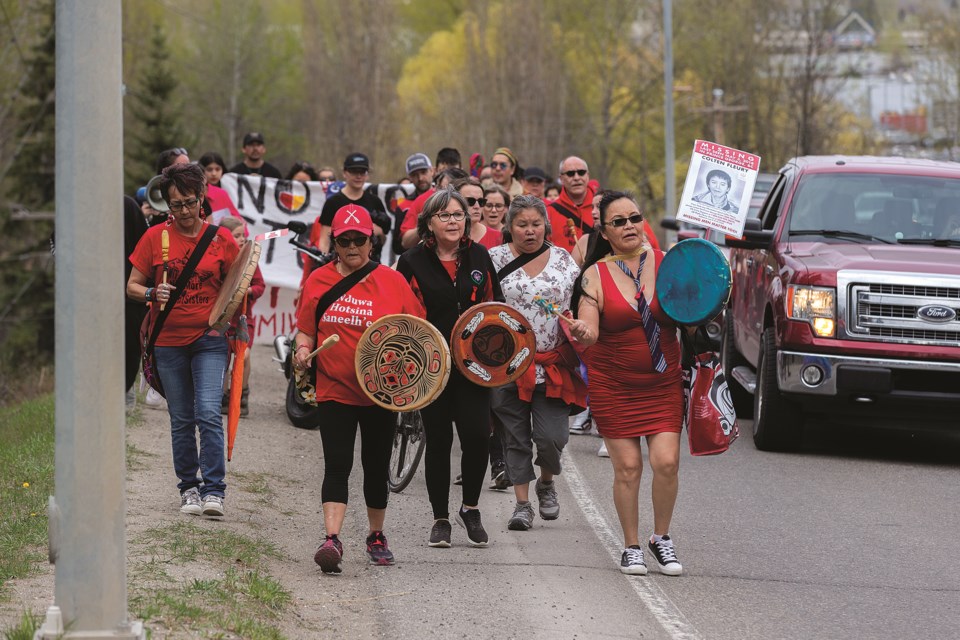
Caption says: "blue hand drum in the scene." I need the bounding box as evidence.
[655,238,732,325]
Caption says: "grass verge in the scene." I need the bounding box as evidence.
[0,395,54,601]
[129,521,291,639]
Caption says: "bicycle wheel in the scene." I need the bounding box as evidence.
[387,410,425,493]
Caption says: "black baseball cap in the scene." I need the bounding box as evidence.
[242,132,265,146]
[523,166,547,182]
[343,152,370,171]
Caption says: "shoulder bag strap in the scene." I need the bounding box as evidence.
[496,243,549,281]
[551,202,593,234]
[314,260,379,329]
[146,224,219,352]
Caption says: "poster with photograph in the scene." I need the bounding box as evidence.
[677,140,761,237]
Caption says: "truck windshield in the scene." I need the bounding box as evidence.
[787,173,960,243]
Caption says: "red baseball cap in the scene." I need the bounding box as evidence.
[331,204,373,237]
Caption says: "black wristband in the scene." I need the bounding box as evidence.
[145,287,154,303]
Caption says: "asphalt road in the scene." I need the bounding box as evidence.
[262,347,960,640]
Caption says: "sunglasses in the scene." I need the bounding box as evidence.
[605,213,644,228]
[490,162,510,170]
[319,175,336,182]
[464,197,487,207]
[562,169,588,178]
[168,197,200,212]
[334,236,369,248]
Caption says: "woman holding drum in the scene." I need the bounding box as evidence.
[396,187,504,548]
[127,163,239,518]
[294,204,425,574]
[566,191,684,577]
[487,195,585,531]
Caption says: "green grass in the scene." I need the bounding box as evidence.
[1,610,39,640]
[129,523,291,639]
[0,395,54,600]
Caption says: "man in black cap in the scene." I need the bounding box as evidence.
[521,166,548,200]
[307,152,390,259]
[228,132,282,178]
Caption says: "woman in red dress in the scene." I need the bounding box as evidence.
[567,191,684,577]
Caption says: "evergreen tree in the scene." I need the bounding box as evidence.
[6,0,55,213]
[124,24,188,192]
[0,0,55,403]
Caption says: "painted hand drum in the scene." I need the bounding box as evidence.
[450,302,536,387]
[210,240,262,332]
[655,238,732,325]
[355,314,451,411]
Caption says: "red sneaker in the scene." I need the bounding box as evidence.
[313,536,343,574]
[365,530,396,566]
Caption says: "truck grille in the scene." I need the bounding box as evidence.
[847,280,960,347]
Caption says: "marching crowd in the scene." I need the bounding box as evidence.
[126,135,685,579]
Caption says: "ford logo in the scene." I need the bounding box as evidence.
[916,304,957,323]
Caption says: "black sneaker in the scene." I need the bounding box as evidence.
[647,535,683,576]
[489,462,511,491]
[455,508,489,547]
[620,546,648,575]
[314,536,343,574]
[365,530,395,566]
[428,518,452,548]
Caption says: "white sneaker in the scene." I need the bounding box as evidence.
[202,495,225,517]
[144,388,165,410]
[569,410,592,435]
[179,488,202,515]
[597,442,609,458]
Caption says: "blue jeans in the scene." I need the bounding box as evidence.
[155,333,229,497]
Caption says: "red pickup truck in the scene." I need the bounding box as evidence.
[722,155,960,450]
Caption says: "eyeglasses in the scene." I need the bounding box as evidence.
[464,197,487,207]
[562,169,588,178]
[334,236,369,248]
[605,213,644,228]
[484,202,506,211]
[491,162,510,170]
[168,197,200,212]
[433,210,466,222]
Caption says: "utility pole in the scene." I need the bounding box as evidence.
[694,88,748,145]
[37,2,144,638]
[663,0,676,221]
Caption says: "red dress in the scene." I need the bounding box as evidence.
[583,259,682,438]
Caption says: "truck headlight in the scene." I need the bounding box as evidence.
[787,285,836,337]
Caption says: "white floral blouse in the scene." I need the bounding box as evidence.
[489,244,580,384]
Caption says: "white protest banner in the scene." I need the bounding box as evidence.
[677,140,761,237]
[220,174,415,344]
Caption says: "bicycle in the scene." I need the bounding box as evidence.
[388,409,425,493]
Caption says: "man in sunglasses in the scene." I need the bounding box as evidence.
[398,149,464,251]
[546,156,596,251]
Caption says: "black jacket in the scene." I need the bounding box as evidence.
[396,241,504,340]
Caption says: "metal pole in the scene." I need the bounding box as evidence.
[663,0,676,223]
[41,1,144,638]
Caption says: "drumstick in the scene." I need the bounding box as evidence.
[533,295,575,325]
[160,229,169,310]
[306,334,340,360]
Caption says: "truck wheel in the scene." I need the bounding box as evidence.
[721,313,753,418]
[753,327,802,451]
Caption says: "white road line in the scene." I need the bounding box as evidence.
[562,449,703,640]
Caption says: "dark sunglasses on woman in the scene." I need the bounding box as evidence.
[464,197,487,207]
[605,213,644,228]
[334,236,369,248]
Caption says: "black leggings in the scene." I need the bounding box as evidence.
[316,401,394,509]
[419,371,491,519]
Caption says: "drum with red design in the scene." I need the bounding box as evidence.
[355,314,451,411]
[450,302,536,387]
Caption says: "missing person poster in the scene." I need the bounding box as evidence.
[677,140,761,237]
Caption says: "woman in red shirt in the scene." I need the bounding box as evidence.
[293,205,425,574]
[127,163,239,519]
